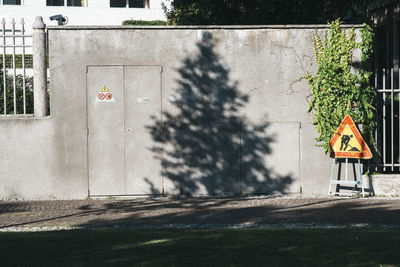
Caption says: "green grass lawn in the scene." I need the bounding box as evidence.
[0,228,399,266]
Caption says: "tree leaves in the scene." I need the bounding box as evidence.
[166,0,370,25]
[0,67,34,114]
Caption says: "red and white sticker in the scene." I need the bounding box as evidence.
[96,86,115,103]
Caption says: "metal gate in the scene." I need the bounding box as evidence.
[373,68,400,173]
[87,65,163,196]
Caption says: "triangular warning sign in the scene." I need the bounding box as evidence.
[329,115,372,159]
[96,85,115,103]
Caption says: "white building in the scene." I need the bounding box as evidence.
[0,0,168,33]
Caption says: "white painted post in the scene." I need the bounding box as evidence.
[32,16,48,117]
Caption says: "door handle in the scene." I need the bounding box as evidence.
[127,128,132,133]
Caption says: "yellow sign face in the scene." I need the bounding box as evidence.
[329,115,372,159]
[331,124,363,152]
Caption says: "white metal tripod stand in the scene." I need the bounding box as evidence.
[328,158,365,198]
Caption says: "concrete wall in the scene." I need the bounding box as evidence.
[0,117,87,199]
[0,25,368,199]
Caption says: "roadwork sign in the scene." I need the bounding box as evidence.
[329,115,372,159]
[96,85,115,103]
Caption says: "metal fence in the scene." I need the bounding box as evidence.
[373,68,400,173]
[1,18,33,115]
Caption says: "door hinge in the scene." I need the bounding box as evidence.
[86,128,89,135]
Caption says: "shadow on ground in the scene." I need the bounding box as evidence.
[3,198,400,228]
[73,198,400,227]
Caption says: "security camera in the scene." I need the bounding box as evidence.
[49,14,68,26]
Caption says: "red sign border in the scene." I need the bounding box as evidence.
[105,93,113,100]
[97,93,105,100]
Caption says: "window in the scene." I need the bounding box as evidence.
[47,0,84,6]
[110,0,145,8]
[3,0,21,5]
[47,0,64,6]
[129,0,144,8]
[110,0,125,8]
[67,0,83,6]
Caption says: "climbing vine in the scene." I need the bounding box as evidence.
[304,19,375,154]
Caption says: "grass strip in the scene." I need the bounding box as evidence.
[0,228,399,266]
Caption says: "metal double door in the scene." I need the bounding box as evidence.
[87,65,162,196]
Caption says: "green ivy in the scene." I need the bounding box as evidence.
[304,19,375,154]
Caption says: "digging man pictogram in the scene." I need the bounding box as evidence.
[340,134,353,151]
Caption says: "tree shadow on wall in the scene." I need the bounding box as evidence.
[148,32,293,196]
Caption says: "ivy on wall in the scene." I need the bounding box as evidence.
[304,19,375,154]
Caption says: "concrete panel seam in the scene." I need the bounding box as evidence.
[85,65,89,198]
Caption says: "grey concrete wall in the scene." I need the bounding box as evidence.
[0,117,87,199]
[0,25,367,199]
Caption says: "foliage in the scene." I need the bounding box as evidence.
[2,54,33,68]
[122,20,167,26]
[0,67,34,114]
[0,54,50,69]
[304,20,375,154]
[165,0,371,25]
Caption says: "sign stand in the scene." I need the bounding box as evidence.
[328,158,365,198]
[328,115,372,198]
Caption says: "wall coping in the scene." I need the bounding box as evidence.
[47,24,364,30]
